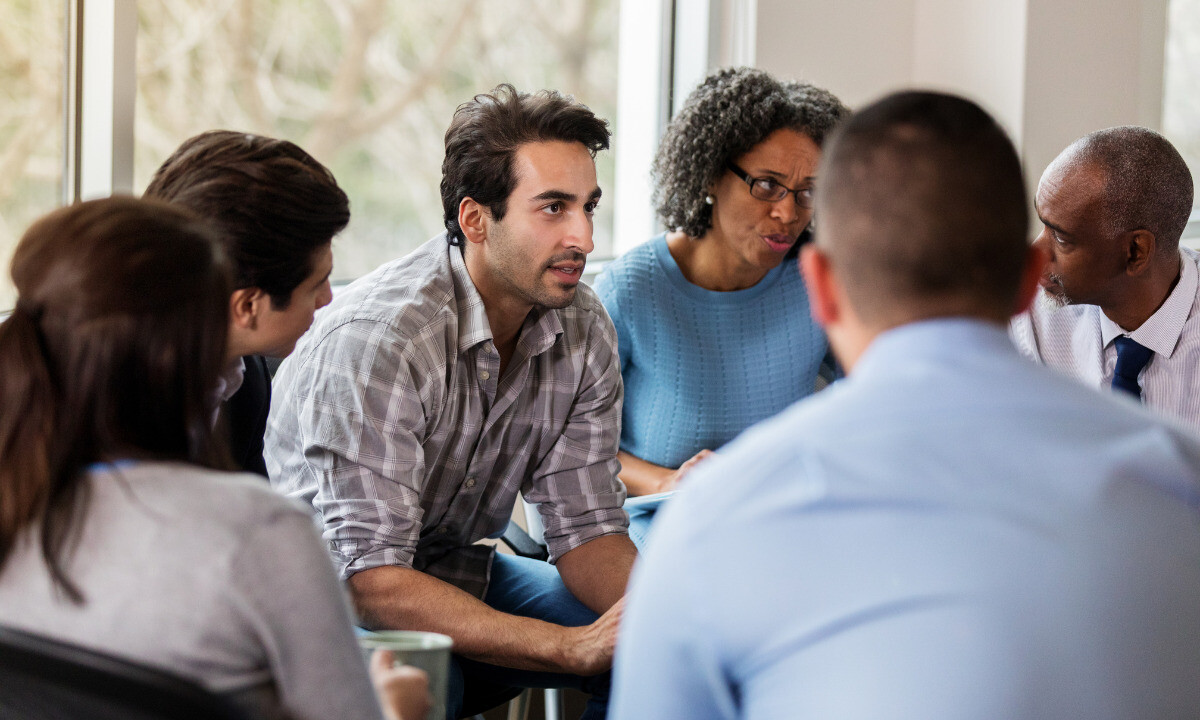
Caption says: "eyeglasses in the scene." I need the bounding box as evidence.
[727,162,815,209]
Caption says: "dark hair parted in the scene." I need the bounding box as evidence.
[1064,126,1194,251]
[0,197,233,601]
[144,130,349,309]
[816,91,1029,324]
[441,84,610,245]
[653,67,848,239]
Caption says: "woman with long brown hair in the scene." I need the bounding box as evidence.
[0,197,424,720]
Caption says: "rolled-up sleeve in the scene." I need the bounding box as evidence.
[525,309,629,562]
[282,319,435,580]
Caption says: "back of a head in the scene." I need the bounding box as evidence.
[816,91,1029,326]
[0,197,232,598]
[440,83,610,245]
[1063,126,1193,251]
[144,130,349,308]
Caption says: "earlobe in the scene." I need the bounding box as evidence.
[799,245,838,328]
[229,288,262,331]
[458,198,488,245]
[1124,229,1156,275]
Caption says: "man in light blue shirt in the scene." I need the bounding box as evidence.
[610,91,1200,720]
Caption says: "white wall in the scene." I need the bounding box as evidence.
[911,0,1027,144]
[753,0,1169,197]
[755,0,917,109]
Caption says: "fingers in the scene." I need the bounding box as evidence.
[674,449,715,484]
[370,652,432,720]
[370,648,396,678]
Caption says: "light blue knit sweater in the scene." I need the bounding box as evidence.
[593,234,827,469]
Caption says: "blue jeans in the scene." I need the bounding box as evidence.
[446,553,610,720]
[625,505,658,551]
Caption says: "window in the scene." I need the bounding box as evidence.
[134,1,621,284]
[1164,0,1200,244]
[0,1,65,311]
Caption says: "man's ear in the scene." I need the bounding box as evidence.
[1123,229,1157,276]
[799,244,840,328]
[230,287,266,331]
[458,198,489,245]
[1014,244,1049,315]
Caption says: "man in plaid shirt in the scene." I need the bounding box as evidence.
[267,84,636,719]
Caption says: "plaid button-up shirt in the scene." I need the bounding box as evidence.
[265,235,628,598]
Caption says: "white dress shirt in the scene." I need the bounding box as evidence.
[1011,247,1200,430]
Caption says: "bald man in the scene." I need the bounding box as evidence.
[1011,127,1200,428]
[610,92,1200,720]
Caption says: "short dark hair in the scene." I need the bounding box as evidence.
[0,197,232,601]
[1065,126,1193,252]
[440,84,610,245]
[144,130,349,308]
[816,91,1029,324]
[653,67,848,239]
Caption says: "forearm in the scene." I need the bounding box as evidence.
[557,533,637,614]
[350,565,583,673]
[617,450,675,496]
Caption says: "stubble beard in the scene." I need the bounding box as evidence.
[488,228,583,311]
[1041,272,1073,308]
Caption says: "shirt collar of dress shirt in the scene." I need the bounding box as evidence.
[1099,249,1194,359]
[853,316,1016,383]
[214,356,247,403]
[209,356,246,428]
[447,242,565,358]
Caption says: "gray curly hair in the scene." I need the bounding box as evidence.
[653,67,849,239]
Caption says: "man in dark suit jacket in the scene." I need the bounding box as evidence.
[145,131,350,476]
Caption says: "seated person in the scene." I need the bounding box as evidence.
[0,197,425,720]
[611,92,1200,720]
[144,130,350,475]
[266,85,637,720]
[592,67,847,546]
[1010,126,1200,429]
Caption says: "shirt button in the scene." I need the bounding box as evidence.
[465,477,477,488]
[437,527,449,535]
[480,370,491,380]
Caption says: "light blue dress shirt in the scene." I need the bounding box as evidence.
[611,319,1200,720]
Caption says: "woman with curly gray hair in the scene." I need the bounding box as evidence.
[593,68,847,542]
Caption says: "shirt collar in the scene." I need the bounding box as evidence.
[448,243,495,353]
[447,241,566,358]
[214,357,247,403]
[853,317,1016,382]
[1099,249,1195,358]
[518,305,565,359]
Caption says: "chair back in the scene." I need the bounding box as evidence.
[521,497,546,546]
[0,624,249,720]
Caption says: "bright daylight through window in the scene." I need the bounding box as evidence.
[0,2,65,311]
[133,0,619,285]
[1164,0,1200,242]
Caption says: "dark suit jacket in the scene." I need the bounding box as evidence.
[223,355,271,477]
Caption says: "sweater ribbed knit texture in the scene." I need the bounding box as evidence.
[593,234,827,469]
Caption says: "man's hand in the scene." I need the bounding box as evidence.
[370,649,431,720]
[558,597,626,676]
[352,564,630,674]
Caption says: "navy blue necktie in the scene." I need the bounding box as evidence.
[1112,336,1154,399]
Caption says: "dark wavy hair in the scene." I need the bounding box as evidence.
[0,197,232,602]
[144,130,349,309]
[653,67,848,239]
[441,84,610,245]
